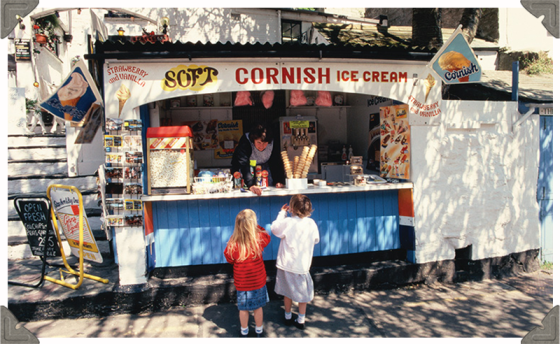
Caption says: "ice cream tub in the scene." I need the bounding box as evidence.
[286,178,308,190]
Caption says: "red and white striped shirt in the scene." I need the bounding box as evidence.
[224,227,271,291]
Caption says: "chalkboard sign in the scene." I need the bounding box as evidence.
[14,198,61,257]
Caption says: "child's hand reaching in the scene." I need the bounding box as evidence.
[281,204,289,212]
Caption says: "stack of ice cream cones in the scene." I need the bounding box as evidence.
[283,144,318,179]
[301,145,317,178]
[281,151,293,179]
[293,146,309,178]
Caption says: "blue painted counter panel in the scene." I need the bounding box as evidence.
[151,190,400,267]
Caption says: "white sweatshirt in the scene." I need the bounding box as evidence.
[271,210,320,274]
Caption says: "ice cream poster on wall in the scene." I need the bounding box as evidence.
[40,60,103,123]
[429,26,482,84]
[215,120,243,159]
[380,104,410,180]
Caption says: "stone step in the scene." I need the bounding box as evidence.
[7,176,98,195]
[8,146,67,161]
[8,134,66,148]
[9,159,68,176]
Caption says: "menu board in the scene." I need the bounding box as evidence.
[14,198,61,257]
[184,120,219,150]
[379,104,410,179]
[15,40,31,61]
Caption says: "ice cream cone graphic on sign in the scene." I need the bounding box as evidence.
[438,51,472,82]
[424,74,436,102]
[57,72,88,121]
[116,84,131,117]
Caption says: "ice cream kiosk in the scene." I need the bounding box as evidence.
[91,41,436,286]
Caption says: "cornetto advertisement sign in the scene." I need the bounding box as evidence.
[104,62,432,120]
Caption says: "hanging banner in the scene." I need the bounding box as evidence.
[215,120,243,159]
[40,59,103,123]
[380,104,410,180]
[49,187,103,263]
[429,25,482,84]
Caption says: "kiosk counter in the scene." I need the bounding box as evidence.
[142,182,413,268]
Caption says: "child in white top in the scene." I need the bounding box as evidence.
[271,194,320,330]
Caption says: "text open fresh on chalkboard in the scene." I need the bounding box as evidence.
[15,199,61,257]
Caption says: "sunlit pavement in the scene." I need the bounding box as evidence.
[20,269,553,338]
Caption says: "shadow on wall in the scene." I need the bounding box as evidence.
[411,100,540,263]
[139,8,267,44]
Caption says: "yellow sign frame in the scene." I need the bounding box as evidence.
[45,184,109,290]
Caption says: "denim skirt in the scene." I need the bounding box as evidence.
[237,285,269,311]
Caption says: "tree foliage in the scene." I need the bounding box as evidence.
[411,8,443,49]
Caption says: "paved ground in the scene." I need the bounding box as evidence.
[17,269,554,338]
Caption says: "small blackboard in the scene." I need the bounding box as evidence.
[15,40,31,61]
[15,198,61,257]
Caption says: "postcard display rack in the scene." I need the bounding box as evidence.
[100,118,144,233]
[146,126,194,195]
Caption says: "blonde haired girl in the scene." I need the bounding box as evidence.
[224,209,271,337]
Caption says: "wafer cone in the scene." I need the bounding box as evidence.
[424,74,436,102]
[118,99,128,117]
[116,84,131,118]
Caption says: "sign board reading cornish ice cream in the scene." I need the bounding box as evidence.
[429,25,482,84]
[104,62,431,120]
[40,59,103,123]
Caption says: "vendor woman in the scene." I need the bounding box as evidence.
[231,122,285,196]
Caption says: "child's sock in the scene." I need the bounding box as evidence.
[297,313,306,324]
[285,312,292,320]
[255,325,263,334]
[241,326,249,335]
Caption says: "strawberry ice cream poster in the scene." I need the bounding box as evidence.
[429,27,482,84]
[379,105,410,180]
[40,60,103,123]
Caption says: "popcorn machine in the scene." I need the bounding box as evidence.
[279,116,319,175]
[146,126,194,195]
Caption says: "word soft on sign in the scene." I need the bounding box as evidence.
[162,65,219,91]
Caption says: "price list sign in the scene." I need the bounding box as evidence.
[15,40,31,61]
[15,198,61,257]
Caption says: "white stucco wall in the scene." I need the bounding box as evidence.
[111,8,282,44]
[410,100,540,264]
[499,8,554,57]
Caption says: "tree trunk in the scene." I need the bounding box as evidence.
[459,8,483,44]
[411,8,443,49]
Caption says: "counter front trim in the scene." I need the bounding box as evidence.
[142,182,413,202]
